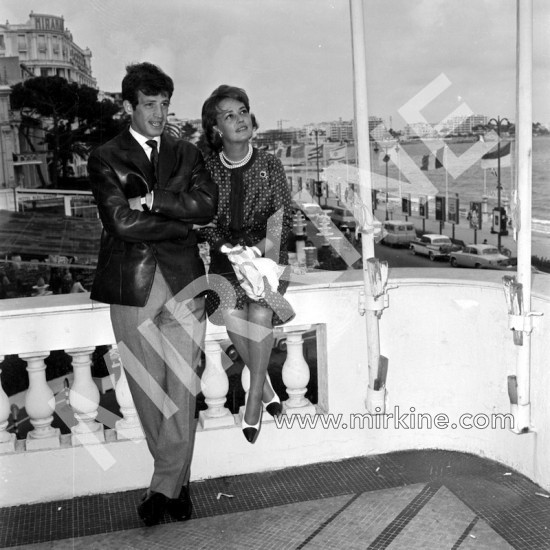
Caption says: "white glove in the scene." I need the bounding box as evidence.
[221,245,283,300]
[222,245,260,264]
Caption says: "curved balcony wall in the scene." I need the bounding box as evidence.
[0,268,548,507]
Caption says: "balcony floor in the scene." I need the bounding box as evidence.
[3,449,550,549]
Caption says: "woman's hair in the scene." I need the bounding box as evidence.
[121,62,174,108]
[201,85,257,152]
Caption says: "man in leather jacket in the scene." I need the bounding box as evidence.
[88,62,217,526]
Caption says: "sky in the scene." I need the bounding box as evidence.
[4,0,550,131]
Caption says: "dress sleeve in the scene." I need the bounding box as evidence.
[268,156,293,253]
[197,212,231,253]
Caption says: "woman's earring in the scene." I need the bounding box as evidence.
[218,130,223,137]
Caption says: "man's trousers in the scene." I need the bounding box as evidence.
[111,267,206,498]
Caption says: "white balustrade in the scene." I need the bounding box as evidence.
[199,338,236,429]
[3,270,545,508]
[21,351,61,449]
[109,345,143,440]
[282,330,316,415]
[66,347,104,445]
[0,357,16,452]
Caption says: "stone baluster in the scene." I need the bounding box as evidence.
[282,331,316,416]
[21,351,61,450]
[107,345,143,440]
[199,338,235,429]
[66,347,104,445]
[0,357,16,453]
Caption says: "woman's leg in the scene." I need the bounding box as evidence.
[222,306,277,406]
[222,304,274,425]
[222,306,251,366]
[243,303,274,424]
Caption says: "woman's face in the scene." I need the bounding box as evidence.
[214,98,253,145]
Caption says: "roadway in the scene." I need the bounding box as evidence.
[373,241,450,268]
[301,219,450,269]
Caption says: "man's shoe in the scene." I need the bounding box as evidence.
[137,491,168,526]
[167,485,193,521]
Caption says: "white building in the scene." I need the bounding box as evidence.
[0,13,96,88]
[0,13,97,191]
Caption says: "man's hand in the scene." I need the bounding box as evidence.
[128,197,143,211]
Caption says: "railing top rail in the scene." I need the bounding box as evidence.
[1,269,548,321]
[15,187,93,197]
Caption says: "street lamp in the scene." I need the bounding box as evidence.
[383,151,390,220]
[311,128,323,204]
[487,116,510,250]
[379,139,398,221]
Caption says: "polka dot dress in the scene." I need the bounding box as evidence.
[199,148,295,326]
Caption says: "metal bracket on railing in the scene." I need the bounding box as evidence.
[358,258,397,318]
[359,290,389,315]
[508,311,543,335]
[503,275,543,345]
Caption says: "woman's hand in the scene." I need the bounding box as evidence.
[222,245,258,263]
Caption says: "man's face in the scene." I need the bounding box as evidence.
[126,90,170,138]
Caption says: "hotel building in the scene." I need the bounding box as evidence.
[0,13,96,190]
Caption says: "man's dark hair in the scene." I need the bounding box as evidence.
[122,62,174,108]
[201,85,257,152]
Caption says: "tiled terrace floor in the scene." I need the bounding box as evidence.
[2,450,550,549]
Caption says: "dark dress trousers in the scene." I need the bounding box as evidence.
[88,128,217,498]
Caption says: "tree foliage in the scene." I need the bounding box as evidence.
[11,76,123,186]
[180,122,199,142]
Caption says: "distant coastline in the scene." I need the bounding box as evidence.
[398,134,550,145]
[398,136,480,145]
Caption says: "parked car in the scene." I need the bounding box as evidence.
[449,244,511,269]
[410,234,459,261]
[381,220,417,248]
[328,206,356,229]
[291,200,323,220]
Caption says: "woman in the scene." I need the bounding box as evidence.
[200,85,294,444]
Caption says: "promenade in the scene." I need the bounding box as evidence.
[4,449,550,549]
[375,205,521,256]
[374,203,549,260]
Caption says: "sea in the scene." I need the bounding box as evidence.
[284,136,550,258]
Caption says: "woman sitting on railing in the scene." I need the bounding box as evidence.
[199,85,295,444]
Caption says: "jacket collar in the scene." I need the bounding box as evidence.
[119,127,177,189]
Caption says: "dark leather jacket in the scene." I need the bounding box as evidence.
[88,129,217,306]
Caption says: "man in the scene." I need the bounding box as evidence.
[88,62,217,526]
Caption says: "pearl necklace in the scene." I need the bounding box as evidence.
[219,144,253,169]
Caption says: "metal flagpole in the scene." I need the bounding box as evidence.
[508,0,535,433]
[345,143,350,197]
[397,145,402,201]
[444,144,449,221]
[349,0,388,414]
